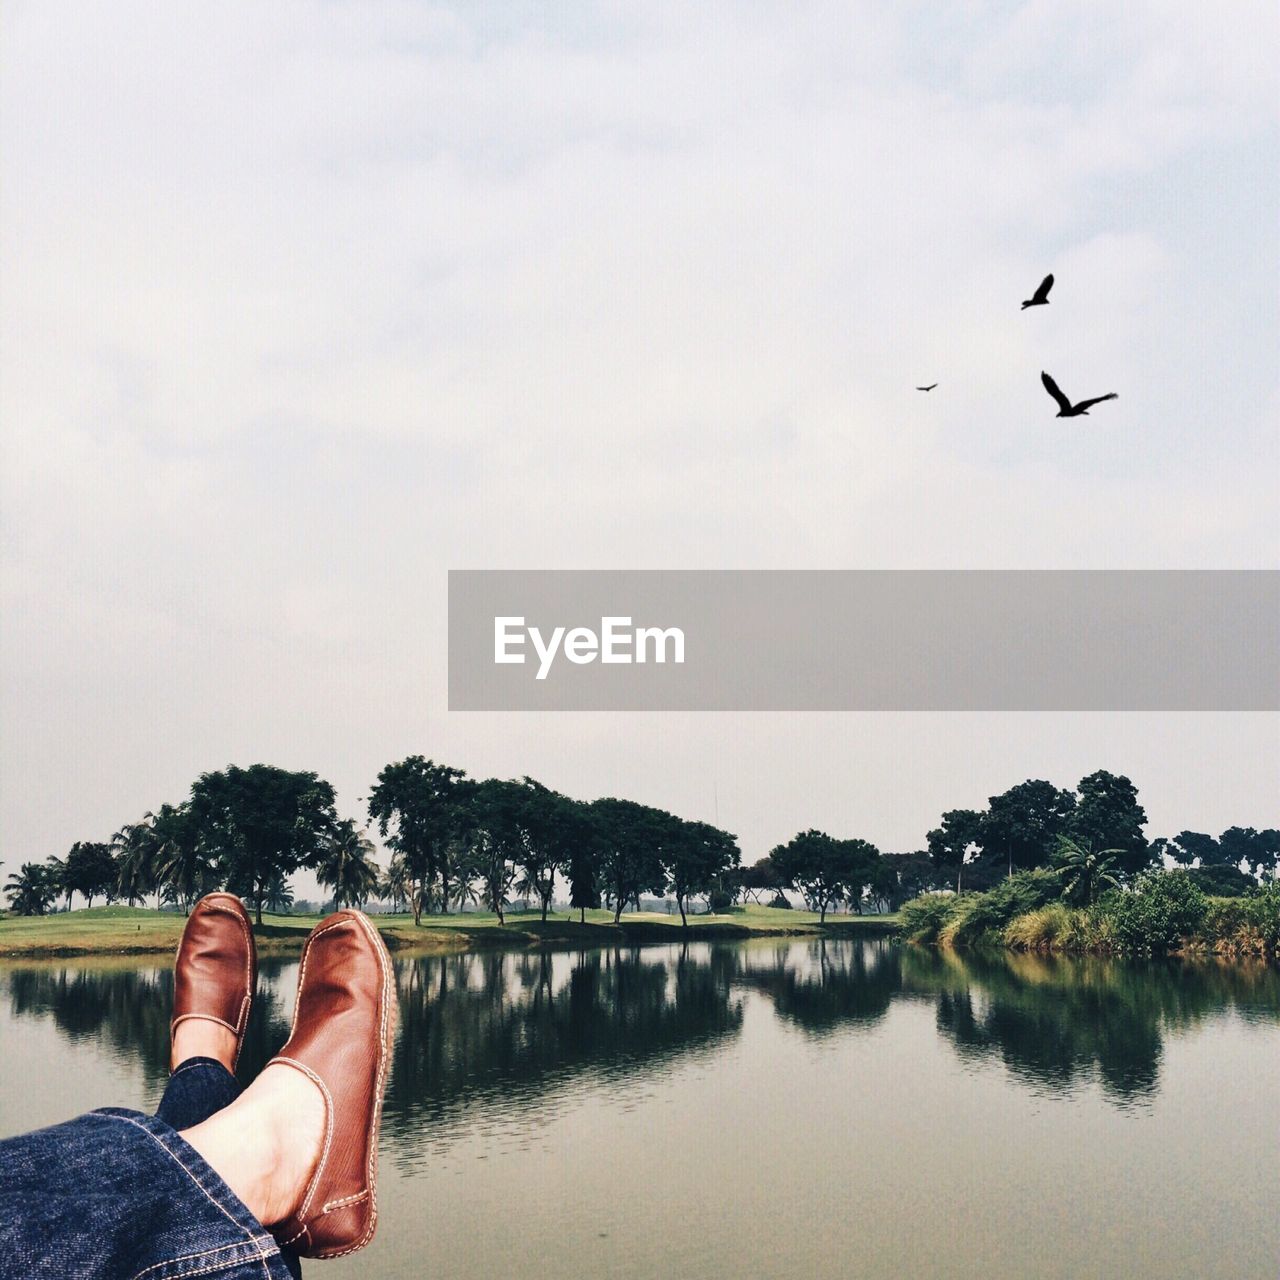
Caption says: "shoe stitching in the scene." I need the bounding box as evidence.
[318,909,394,1259]
[321,1189,369,1212]
[264,1055,335,1230]
[204,898,255,1069]
[171,895,255,1073]
[273,911,394,1259]
[268,914,347,1244]
[171,1013,239,1036]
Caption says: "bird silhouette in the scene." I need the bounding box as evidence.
[1021,274,1054,309]
[1040,371,1117,417]
[916,383,937,391]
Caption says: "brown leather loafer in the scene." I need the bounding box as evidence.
[268,909,396,1259]
[172,892,257,1071]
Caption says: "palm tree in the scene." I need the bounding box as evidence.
[1053,836,1122,906]
[44,855,71,911]
[113,817,163,907]
[315,820,381,910]
[5,863,58,916]
[380,855,413,914]
[261,869,295,915]
[154,805,218,912]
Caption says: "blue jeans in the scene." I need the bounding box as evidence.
[0,1058,303,1280]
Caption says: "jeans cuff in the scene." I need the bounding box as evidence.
[168,1055,234,1079]
[91,1109,289,1280]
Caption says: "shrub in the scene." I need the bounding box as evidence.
[707,888,734,913]
[1098,869,1208,954]
[1249,881,1280,953]
[1205,882,1280,956]
[937,871,1061,947]
[1004,903,1078,950]
[899,893,956,944]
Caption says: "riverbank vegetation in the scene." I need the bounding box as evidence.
[901,867,1280,959]
[5,759,1276,962]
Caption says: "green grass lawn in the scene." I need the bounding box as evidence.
[0,902,899,957]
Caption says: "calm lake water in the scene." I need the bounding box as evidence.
[2,938,1278,1278]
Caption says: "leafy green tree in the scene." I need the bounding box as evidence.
[1218,826,1280,880]
[865,855,901,913]
[1068,771,1149,878]
[1162,830,1218,867]
[1106,870,1208,953]
[927,809,985,893]
[739,857,781,904]
[568,839,601,923]
[590,798,670,923]
[462,779,534,923]
[511,779,580,922]
[315,819,381,909]
[44,855,70,911]
[878,851,940,909]
[1185,863,1255,896]
[980,780,1077,877]
[367,757,468,925]
[190,764,338,924]
[770,830,879,922]
[5,862,58,915]
[664,818,740,926]
[1052,836,1122,905]
[63,841,117,909]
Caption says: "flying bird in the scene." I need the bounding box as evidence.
[1040,371,1117,417]
[916,383,937,392]
[1021,273,1054,309]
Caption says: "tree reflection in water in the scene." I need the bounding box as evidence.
[899,946,1280,1103]
[385,944,744,1144]
[733,939,899,1035]
[3,940,1277,1128]
[2,961,295,1092]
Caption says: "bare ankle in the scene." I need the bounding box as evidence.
[171,1018,238,1073]
[247,1064,327,1226]
[179,1063,326,1229]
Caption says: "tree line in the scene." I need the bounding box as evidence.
[2,759,741,927]
[4,762,1277,922]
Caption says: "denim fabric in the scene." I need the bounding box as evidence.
[0,1108,295,1280]
[0,1057,314,1280]
[150,1059,303,1280]
[155,1057,243,1132]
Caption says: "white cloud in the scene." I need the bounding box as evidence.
[2,1,1276,870]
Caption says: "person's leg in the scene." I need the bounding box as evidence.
[156,1055,241,1131]
[159,992,306,1278]
[0,1056,325,1280]
[0,909,384,1278]
[0,1110,297,1280]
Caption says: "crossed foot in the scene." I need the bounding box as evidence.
[169,894,395,1257]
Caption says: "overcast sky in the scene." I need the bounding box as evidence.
[3,1,1277,891]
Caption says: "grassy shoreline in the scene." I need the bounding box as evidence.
[899,871,1280,962]
[0,904,900,959]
